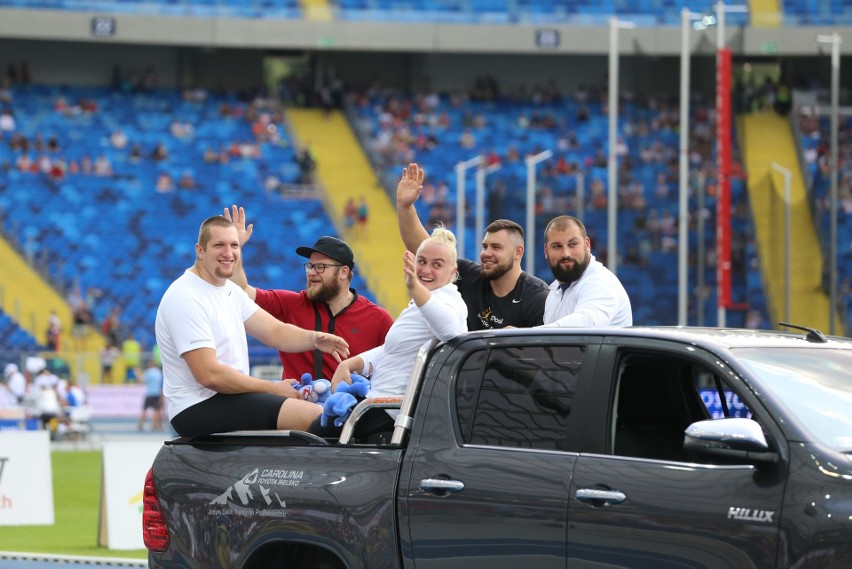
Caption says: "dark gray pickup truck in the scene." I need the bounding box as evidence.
[144,326,852,568]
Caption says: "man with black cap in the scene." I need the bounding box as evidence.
[226,205,394,381]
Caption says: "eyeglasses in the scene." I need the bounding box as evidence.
[304,262,344,274]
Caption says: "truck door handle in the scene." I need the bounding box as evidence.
[420,478,465,496]
[575,488,626,507]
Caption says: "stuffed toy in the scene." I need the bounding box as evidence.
[292,373,331,405]
[320,374,370,428]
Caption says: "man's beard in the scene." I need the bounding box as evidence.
[213,261,235,280]
[481,256,513,282]
[548,251,590,284]
[306,272,342,303]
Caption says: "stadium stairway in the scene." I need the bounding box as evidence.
[287,108,409,317]
[0,235,105,381]
[750,0,782,27]
[302,0,333,21]
[739,113,834,332]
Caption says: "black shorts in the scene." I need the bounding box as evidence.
[170,393,285,437]
[142,395,161,410]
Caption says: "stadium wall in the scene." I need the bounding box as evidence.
[0,38,267,89]
[0,36,721,95]
[1,7,851,57]
[0,35,841,105]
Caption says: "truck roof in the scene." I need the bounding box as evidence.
[457,326,852,351]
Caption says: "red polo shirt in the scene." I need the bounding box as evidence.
[254,288,394,380]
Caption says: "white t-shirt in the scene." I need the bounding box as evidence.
[155,270,259,421]
[0,384,16,407]
[542,254,633,327]
[33,371,59,390]
[36,387,61,416]
[6,370,26,399]
[360,283,467,399]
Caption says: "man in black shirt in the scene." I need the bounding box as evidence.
[396,162,549,330]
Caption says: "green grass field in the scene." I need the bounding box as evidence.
[0,451,147,560]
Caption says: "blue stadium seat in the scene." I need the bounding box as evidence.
[0,85,368,352]
[0,0,793,24]
[355,90,763,326]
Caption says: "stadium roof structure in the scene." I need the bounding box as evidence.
[0,2,850,56]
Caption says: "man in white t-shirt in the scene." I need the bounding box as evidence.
[155,215,350,437]
[32,366,62,428]
[3,363,26,403]
[540,215,633,328]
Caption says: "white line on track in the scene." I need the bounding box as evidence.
[0,552,146,567]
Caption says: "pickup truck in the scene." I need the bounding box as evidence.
[144,326,852,568]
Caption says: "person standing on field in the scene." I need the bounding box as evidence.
[138,359,164,431]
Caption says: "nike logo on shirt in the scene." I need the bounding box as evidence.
[512,299,521,303]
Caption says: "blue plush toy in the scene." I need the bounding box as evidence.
[320,374,370,428]
[292,373,332,405]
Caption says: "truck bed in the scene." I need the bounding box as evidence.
[150,433,405,569]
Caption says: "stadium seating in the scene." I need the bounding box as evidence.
[0,0,756,25]
[353,92,764,326]
[1,82,777,346]
[0,0,302,19]
[26,0,852,26]
[804,114,852,330]
[0,308,42,353]
[782,0,852,25]
[0,84,375,353]
[19,0,852,25]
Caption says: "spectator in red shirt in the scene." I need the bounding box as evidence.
[225,206,394,381]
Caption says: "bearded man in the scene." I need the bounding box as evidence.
[540,215,633,327]
[226,206,393,381]
[396,163,549,329]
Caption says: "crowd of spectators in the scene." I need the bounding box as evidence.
[349,77,762,326]
[0,63,293,194]
[797,103,852,331]
[1,62,324,357]
[0,61,801,333]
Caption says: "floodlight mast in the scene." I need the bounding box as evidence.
[816,32,842,334]
[525,149,553,275]
[455,155,483,258]
[679,5,739,326]
[710,1,747,327]
[607,17,635,277]
[678,8,704,325]
[475,160,501,254]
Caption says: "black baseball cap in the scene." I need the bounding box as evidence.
[296,236,354,269]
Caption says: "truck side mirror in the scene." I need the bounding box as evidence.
[684,418,778,468]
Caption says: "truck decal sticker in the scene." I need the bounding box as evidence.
[727,507,775,523]
[208,467,303,516]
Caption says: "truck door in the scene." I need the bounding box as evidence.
[567,342,785,568]
[401,339,599,569]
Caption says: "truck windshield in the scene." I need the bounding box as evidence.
[734,347,852,453]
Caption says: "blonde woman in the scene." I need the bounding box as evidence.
[310,226,468,435]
